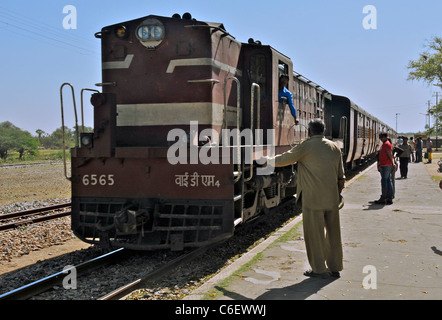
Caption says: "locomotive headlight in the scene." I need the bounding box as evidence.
[136,18,165,48]
[137,25,164,40]
[81,133,93,148]
[114,25,128,39]
[137,26,150,40]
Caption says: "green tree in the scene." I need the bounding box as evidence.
[407,36,442,85]
[407,36,442,135]
[16,130,39,159]
[40,126,72,149]
[0,121,16,159]
[39,125,92,149]
[0,121,38,160]
[428,100,442,136]
[35,129,45,143]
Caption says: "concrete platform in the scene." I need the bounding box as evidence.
[185,161,442,300]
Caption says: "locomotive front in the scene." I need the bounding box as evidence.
[69,14,242,250]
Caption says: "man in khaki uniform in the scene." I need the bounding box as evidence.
[269,119,345,278]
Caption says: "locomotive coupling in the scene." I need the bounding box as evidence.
[114,207,153,235]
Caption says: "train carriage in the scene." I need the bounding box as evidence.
[324,95,396,169]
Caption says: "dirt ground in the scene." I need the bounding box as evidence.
[0,163,71,207]
[422,151,442,185]
[0,238,91,275]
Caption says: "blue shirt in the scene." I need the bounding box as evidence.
[279,87,297,118]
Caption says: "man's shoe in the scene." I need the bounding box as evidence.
[374,198,386,204]
[304,270,330,279]
[386,199,393,205]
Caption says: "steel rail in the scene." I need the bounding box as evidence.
[99,199,299,301]
[0,203,71,231]
[0,211,71,231]
[0,248,125,300]
[99,234,231,300]
[0,203,71,220]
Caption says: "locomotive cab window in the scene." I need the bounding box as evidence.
[278,62,289,79]
[278,61,290,102]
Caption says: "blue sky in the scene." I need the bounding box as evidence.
[0,0,441,135]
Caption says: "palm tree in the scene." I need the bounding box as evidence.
[35,129,45,144]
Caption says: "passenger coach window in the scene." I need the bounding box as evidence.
[249,54,267,100]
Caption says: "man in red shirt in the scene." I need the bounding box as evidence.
[376,133,395,204]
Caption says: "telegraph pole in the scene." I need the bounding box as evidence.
[433,90,439,151]
[427,100,431,129]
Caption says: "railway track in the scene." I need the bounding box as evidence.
[0,248,125,300]
[0,199,297,300]
[0,202,71,231]
[99,238,226,300]
[0,159,375,300]
[0,242,218,300]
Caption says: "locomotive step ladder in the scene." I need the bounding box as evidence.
[59,83,99,180]
[222,77,260,226]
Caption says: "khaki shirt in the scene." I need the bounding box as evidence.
[270,135,345,210]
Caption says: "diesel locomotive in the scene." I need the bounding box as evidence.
[60,12,395,250]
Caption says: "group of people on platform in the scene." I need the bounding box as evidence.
[375,134,435,205]
[408,136,434,164]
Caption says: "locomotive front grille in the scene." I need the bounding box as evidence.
[77,201,126,243]
[156,203,224,250]
[72,198,231,250]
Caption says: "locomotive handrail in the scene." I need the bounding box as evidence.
[251,83,261,140]
[244,83,261,183]
[60,83,79,180]
[223,77,241,183]
[187,79,220,85]
[80,88,100,132]
[95,82,117,87]
[340,116,348,155]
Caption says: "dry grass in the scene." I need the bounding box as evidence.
[0,163,71,207]
[422,152,442,185]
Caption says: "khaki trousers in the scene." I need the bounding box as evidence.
[302,208,343,273]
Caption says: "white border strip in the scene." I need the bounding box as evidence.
[116,102,240,127]
[166,58,242,76]
[102,54,134,70]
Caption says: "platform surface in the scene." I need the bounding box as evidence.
[185,161,442,300]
